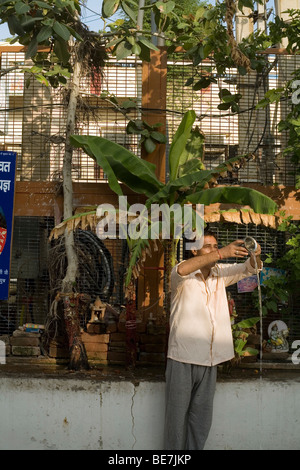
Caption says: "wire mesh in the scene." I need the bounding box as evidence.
[0,216,53,334]
[179,222,300,346]
[0,52,143,182]
[0,216,128,334]
[0,48,298,185]
[0,47,299,354]
[166,52,300,186]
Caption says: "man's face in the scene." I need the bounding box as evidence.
[192,235,218,266]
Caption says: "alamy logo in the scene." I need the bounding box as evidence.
[291,80,300,105]
[0,340,6,364]
[291,340,300,365]
[96,196,205,250]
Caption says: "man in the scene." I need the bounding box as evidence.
[164,229,262,450]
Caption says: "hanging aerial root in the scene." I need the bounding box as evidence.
[225,0,251,73]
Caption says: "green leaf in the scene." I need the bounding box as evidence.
[122,100,138,110]
[106,37,124,48]
[177,126,205,176]
[35,1,52,8]
[20,16,43,31]
[184,77,194,87]
[137,36,159,52]
[147,168,213,206]
[203,8,215,20]
[121,0,137,22]
[266,299,278,312]
[155,0,175,14]
[126,238,150,285]
[193,77,211,90]
[126,120,143,134]
[289,117,300,127]
[242,347,259,356]
[218,102,231,110]
[234,338,247,355]
[178,158,204,177]
[144,137,157,154]
[7,15,25,36]
[15,2,30,14]
[29,65,43,73]
[36,25,53,43]
[115,40,133,60]
[138,41,151,62]
[238,66,248,75]
[66,25,84,42]
[150,131,167,143]
[186,186,278,215]
[169,110,196,181]
[54,38,70,65]
[25,36,38,59]
[256,98,269,109]
[235,317,260,329]
[132,43,141,56]
[35,74,50,86]
[102,0,121,18]
[219,88,231,98]
[53,21,71,41]
[70,135,163,198]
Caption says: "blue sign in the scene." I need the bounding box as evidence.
[0,151,17,300]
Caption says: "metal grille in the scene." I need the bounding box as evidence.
[0,48,298,185]
[0,216,128,334]
[180,224,300,346]
[166,52,299,186]
[0,216,53,335]
[0,46,299,353]
[0,52,142,182]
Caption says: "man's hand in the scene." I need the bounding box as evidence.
[219,239,262,269]
[219,240,249,259]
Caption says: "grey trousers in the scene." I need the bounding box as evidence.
[164,358,217,450]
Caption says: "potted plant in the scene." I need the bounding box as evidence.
[232,317,260,364]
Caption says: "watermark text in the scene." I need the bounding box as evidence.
[96,196,204,250]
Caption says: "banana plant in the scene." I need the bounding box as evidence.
[69,110,277,292]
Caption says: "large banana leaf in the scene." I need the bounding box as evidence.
[70,135,163,198]
[147,154,253,206]
[186,186,277,215]
[70,111,278,289]
[177,127,205,178]
[168,110,197,181]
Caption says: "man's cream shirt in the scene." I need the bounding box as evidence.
[168,258,260,367]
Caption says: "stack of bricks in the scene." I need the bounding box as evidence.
[81,321,110,364]
[107,317,166,366]
[139,332,166,365]
[47,316,167,366]
[139,320,167,365]
[10,329,41,357]
[108,330,127,364]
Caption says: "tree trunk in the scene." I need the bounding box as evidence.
[61,46,89,370]
[62,55,80,290]
[125,279,137,369]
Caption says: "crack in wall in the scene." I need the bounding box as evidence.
[131,382,139,449]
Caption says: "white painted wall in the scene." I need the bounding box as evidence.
[0,376,299,450]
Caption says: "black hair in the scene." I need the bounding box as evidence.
[204,227,218,241]
[184,227,218,259]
